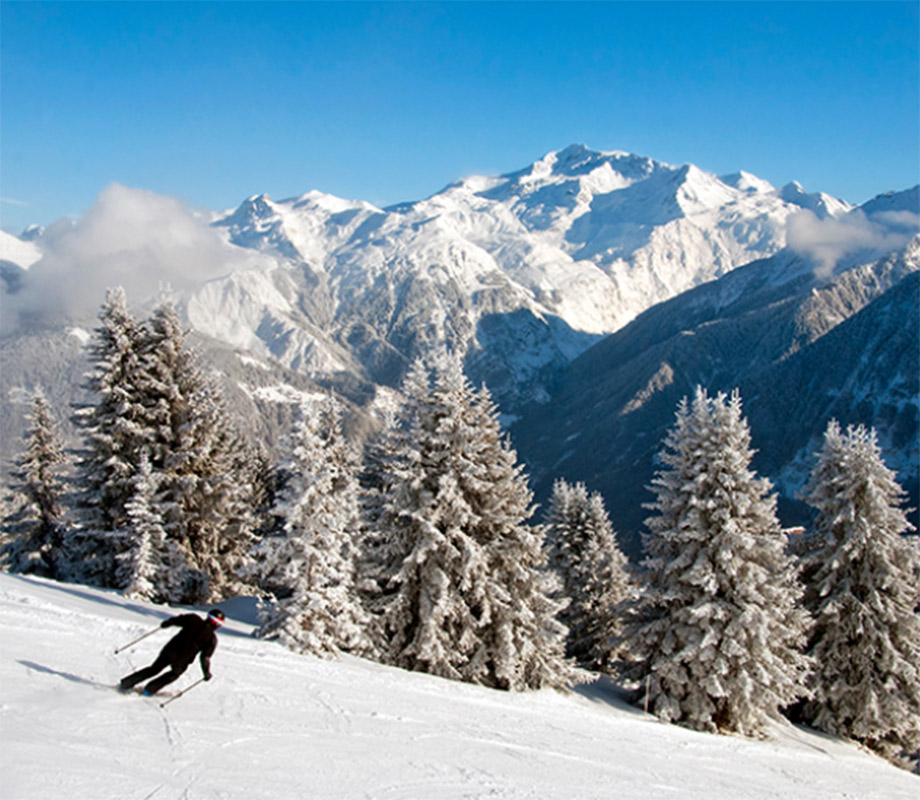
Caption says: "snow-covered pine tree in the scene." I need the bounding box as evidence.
[358,404,402,537]
[356,364,433,655]
[370,355,493,679]
[464,372,576,692]
[73,287,150,536]
[799,421,920,769]
[371,355,575,690]
[627,387,811,736]
[314,393,371,633]
[139,301,254,602]
[1,388,68,577]
[70,287,151,585]
[69,293,253,600]
[248,443,284,540]
[116,450,186,601]
[246,395,369,657]
[360,360,431,592]
[544,478,632,670]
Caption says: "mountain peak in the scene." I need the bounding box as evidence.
[780,182,851,219]
[283,189,378,213]
[554,142,596,166]
[720,171,775,194]
[0,228,43,270]
[545,144,655,179]
[20,224,45,242]
[492,145,660,201]
[238,193,279,217]
[860,185,920,217]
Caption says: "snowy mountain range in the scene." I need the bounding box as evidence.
[187,144,850,408]
[1,145,917,544]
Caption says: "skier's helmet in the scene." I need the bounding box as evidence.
[207,609,226,627]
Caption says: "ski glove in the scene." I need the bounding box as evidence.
[204,672,212,681]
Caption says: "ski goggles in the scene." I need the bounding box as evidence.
[207,613,225,627]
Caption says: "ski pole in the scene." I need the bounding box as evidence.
[114,627,159,655]
[159,677,207,708]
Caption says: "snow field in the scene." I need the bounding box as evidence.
[1,571,917,800]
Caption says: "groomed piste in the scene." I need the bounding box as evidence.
[1,571,916,799]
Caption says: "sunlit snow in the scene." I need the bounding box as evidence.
[0,229,42,269]
[2,572,916,800]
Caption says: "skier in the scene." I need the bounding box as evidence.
[119,609,225,696]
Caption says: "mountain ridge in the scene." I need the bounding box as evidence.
[1,147,916,542]
[510,216,919,553]
[186,144,850,405]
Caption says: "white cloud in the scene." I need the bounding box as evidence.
[786,207,920,279]
[2,184,253,335]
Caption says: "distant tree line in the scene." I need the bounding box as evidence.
[2,287,918,771]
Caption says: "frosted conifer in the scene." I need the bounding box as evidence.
[469,375,574,691]
[116,451,186,601]
[249,444,284,539]
[368,356,487,679]
[247,396,370,657]
[800,421,920,768]
[74,287,150,537]
[70,288,151,584]
[360,360,432,596]
[372,355,575,690]
[545,479,632,670]
[70,293,253,599]
[628,387,811,736]
[139,301,254,601]
[1,388,68,577]
[358,405,402,535]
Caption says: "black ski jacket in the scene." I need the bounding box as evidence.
[159,614,218,678]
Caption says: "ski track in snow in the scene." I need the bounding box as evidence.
[1,572,917,800]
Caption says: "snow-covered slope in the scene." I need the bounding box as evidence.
[2,571,916,800]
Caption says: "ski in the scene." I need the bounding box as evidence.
[115,686,175,699]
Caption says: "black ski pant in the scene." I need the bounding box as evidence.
[120,653,189,695]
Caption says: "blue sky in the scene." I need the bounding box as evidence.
[1,1,918,233]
